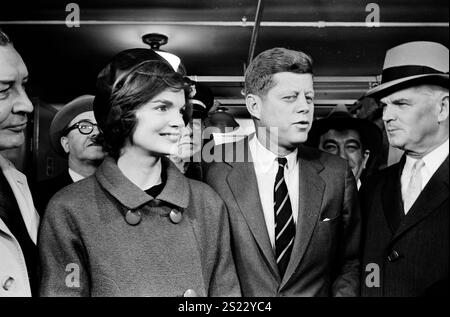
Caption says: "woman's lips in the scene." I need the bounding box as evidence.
[160,133,181,142]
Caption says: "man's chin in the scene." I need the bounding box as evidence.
[0,133,25,150]
[83,148,106,160]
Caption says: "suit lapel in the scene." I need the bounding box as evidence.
[281,146,325,286]
[381,160,405,234]
[393,156,449,241]
[0,155,39,243]
[227,160,280,279]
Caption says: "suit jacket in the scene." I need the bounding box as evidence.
[0,154,39,297]
[32,170,72,215]
[204,137,361,296]
[360,155,449,297]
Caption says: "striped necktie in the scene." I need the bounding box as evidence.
[274,157,296,277]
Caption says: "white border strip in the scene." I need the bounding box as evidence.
[0,20,448,27]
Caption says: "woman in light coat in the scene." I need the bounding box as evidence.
[38,50,241,297]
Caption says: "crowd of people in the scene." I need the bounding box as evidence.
[0,28,448,297]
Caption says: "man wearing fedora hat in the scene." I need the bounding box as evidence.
[33,95,105,214]
[307,104,383,189]
[360,41,449,296]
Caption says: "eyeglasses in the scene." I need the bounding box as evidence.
[64,121,99,135]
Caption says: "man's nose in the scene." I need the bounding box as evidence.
[13,88,33,114]
[295,93,310,113]
[338,147,349,161]
[382,104,395,122]
[90,125,100,137]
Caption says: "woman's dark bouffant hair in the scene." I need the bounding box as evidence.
[103,60,191,159]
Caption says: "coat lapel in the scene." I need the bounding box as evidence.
[393,156,449,241]
[226,145,280,280]
[381,160,405,234]
[0,155,39,243]
[281,146,325,286]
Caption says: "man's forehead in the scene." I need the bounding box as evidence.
[69,111,96,125]
[271,72,314,91]
[322,128,362,141]
[0,45,28,80]
[380,86,419,103]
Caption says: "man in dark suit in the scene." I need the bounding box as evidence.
[33,95,105,213]
[204,47,361,296]
[360,41,449,296]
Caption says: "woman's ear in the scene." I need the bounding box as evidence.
[245,94,261,120]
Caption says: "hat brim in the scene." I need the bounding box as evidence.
[50,95,95,156]
[363,73,449,99]
[307,117,383,155]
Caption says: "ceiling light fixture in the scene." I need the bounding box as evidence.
[142,33,181,72]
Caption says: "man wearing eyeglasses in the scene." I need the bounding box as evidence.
[33,95,105,214]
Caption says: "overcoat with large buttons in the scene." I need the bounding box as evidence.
[360,156,449,296]
[38,156,241,297]
[0,155,39,297]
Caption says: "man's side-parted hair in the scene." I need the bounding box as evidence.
[103,60,190,159]
[244,47,313,97]
[0,29,12,46]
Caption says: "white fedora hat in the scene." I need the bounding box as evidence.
[364,41,449,98]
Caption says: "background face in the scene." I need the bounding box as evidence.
[174,124,194,160]
[0,45,33,150]
[63,111,105,162]
[319,128,364,177]
[257,72,314,151]
[381,86,443,154]
[131,89,186,157]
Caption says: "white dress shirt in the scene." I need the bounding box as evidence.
[401,138,449,209]
[249,135,299,249]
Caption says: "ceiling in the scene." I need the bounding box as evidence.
[1,0,448,117]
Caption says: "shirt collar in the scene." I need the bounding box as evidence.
[249,134,298,173]
[422,138,449,174]
[95,156,190,210]
[405,138,449,174]
[68,168,84,182]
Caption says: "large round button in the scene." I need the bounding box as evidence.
[125,210,142,226]
[169,209,183,224]
[183,289,198,297]
[2,276,14,291]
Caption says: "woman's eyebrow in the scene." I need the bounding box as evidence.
[150,99,174,105]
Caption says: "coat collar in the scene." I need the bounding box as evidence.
[381,156,406,233]
[95,156,190,210]
[0,154,39,243]
[281,145,325,287]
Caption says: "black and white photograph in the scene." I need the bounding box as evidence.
[0,0,448,303]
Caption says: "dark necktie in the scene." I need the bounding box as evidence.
[274,157,296,277]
